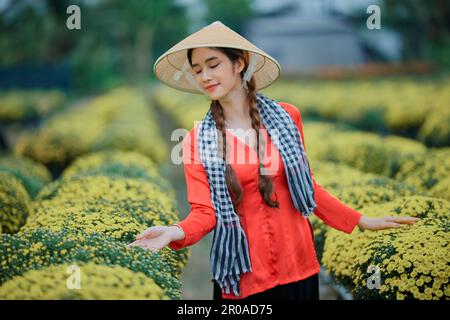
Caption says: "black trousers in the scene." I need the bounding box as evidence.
[213,273,319,300]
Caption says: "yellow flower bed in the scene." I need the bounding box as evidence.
[62,150,175,196]
[416,90,450,147]
[318,178,420,214]
[152,85,211,129]
[394,148,450,200]
[322,196,449,300]
[33,150,190,273]
[263,77,450,147]
[34,175,179,227]
[1,229,182,299]
[309,161,422,261]
[24,199,146,241]
[303,122,426,176]
[0,172,31,234]
[311,160,381,188]
[0,155,52,198]
[0,261,168,300]
[14,87,167,165]
[0,90,66,122]
[429,176,450,201]
[24,175,189,276]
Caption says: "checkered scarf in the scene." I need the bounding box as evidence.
[197,92,317,296]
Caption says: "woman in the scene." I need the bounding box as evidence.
[128,21,419,300]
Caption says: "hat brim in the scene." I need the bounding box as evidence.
[153,22,281,94]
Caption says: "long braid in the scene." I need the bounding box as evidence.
[210,100,243,211]
[247,80,279,208]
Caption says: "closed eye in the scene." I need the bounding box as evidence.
[195,64,219,74]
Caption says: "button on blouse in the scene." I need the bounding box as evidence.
[169,102,362,299]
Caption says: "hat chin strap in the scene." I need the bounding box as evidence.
[243,52,261,83]
[241,52,261,92]
[173,52,261,95]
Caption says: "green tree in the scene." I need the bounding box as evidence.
[382,0,450,68]
[0,0,190,91]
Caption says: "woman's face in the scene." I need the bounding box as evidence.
[190,47,245,100]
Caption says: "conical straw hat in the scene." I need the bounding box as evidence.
[153,21,281,94]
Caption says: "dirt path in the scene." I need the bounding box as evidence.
[153,100,215,299]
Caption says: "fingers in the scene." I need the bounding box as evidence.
[136,234,145,240]
[126,240,139,248]
[127,240,145,248]
[388,216,420,224]
[401,217,420,224]
[136,232,147,240]
[380,216,420,230]
[386,222,404,229]
[136,227,155,240]
[127,240,160,253]
[127,240,138,246]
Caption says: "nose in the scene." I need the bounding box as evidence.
[200,69,213,82]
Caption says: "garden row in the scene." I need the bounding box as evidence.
[12,87,168,172]
[0,90,67,123]
[264,77,450,147]
[1,86,189,299]
[295,121,448,300]
[0,150,189,299]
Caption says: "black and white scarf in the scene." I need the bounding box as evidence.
[197,92,317,296]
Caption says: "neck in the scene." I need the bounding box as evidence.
[218,86,250,125]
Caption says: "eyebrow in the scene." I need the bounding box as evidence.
[191,56,219,68]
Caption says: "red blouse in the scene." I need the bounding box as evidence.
[169,102,362,299]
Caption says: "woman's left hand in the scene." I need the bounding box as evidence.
[358,215,420,231]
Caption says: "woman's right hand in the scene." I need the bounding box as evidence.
[127,225,185,252]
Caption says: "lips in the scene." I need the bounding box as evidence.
[205,84,219,91]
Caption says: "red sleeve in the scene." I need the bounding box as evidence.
[279,102,362,234]
[168,127,217,250]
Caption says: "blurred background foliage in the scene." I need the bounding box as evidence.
[344,0,450,66]
[0,0,190,92]
[2,0,446,94]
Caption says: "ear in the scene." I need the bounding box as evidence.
[235,57,245,74]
